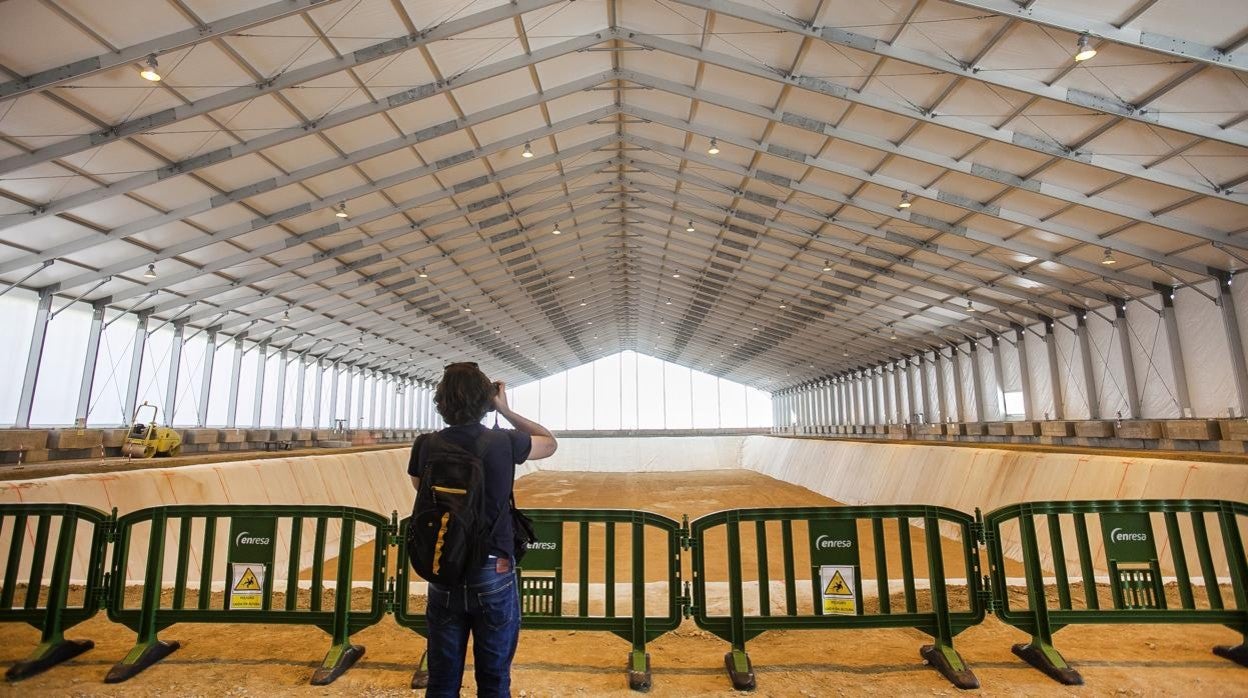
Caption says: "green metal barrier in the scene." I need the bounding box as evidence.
[688,505,985,690]
[393,508,684,691]
[0,503,111,680]
[104,504,392,685]
[983,499,1248,685]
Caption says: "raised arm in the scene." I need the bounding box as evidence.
[492,381,557,460]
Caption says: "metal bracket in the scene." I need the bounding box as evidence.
[679,581,695,619]
[678,514,694,550]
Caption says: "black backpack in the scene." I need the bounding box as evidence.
[406,431,494,586]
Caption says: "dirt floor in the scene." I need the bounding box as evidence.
[3,470,1246,696]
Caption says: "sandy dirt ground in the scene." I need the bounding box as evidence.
[3,470,1246,696]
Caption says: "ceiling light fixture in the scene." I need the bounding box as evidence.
[334,201,348,218]
[139,54,161,81]
[707,137,719,155]
[281,308,291,322]
[567,271,576,279]
[686,221,695,232]
[418,266,428,278]
[778,301,787,309]
[552,222,561,235]
[357,334,364,346]
[580,300,587,306]
[463,303,472,312]
[823,260,832,272]
[1101,247,1117,265]
[672,270,680,278]
[522,142,534,158]
[143,263,157,279]
[965,297,976,312]
[1074,33,1097,62]
[897,192,913,209]
[890,326,898,340]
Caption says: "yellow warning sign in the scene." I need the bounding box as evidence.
[824,570,850,596]
[234,567,261,591]
[819,565,857,616]
[229,563,265,610]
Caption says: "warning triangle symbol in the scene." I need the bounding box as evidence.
[824,570,850,596]
[234,567,261,591]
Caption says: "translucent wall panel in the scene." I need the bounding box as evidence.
[1086,312,1129,420]
[136,326,174,421]
[719,379,747,427]
[260,350,281,426]
[663,362,692,429]
[940,353,957,422]
[299,360,319,428]
[88,313,136,426]
[206,342,234,427]
[512,380,539,423]
[0,289,37,425]
[691,370,719,428]
[281,356,300,428]
[636,353,664,429]
[976,344,1002,422]
[538,372,567,430]
[172,333,206,426]
[1055,322,1089,420]
[1177,281,1236,418]
[565,363,594,430]
[1125,299,1180,418]
[316,363,334,429]
[593,354,621,430]
[1024,324,1054,420]
[30,300,91,426]
[620,350,638,429]
[956,344,977,421]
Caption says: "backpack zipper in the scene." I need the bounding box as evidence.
[432,485,468,495]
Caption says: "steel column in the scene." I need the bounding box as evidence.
[1015,326,1035,420]
[15,291,53,428]
[893,363,905,424]
[328,363,340,427]
[1114,301,1142,419]
[920,355,934,423]
[1074,312,1101,419]
[251,341,267,428]
[950,344,967,422]
[312,358,325,429]
[197,332,215,427]
[906,359,919,423]
[122,313,151,425]
[935,349,949,423]
[1159,288,1193,416]
[294,355,307,428]
[164,322,185,424]
[1215,273,1248,418]
[275,348,288,428]
[970,341,987,422]
[75,304,106,426]
[1044,320,1065,420]
[368,371,377,429]
[343,366,354,428]
[356,370,368,429]
[991,334,1008,419]
[225,337,244,429]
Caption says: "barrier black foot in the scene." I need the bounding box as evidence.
[1213,643,1248,668]
[1012,641,1082,686]
[724,650,755,691]
[104,639,179,683]
[6,639,94,681]
[411,650,429,689]
[310,643,363,685]
[920,643,979,690]
[627,650,651,692]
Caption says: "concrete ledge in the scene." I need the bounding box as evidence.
[218,429,245,444]
[1219,419,1248,441]
[292,429,312,441]
[1041,421,1075,437]
[102,429,129,447]
[245,429,273,443]
[1162,419,1220,441]
[182,429,218,445]
[1116,421,1163,440]
[915,424,944,436]
[961,423,986,436]
[314,429,334,440]
[986,423,1011,436]
[1074,421,1115,438]
[0,430,49,451]
[1011,421,1040,437]
[46,429,103,450]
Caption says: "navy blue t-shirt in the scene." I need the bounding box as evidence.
[408,424,532,559]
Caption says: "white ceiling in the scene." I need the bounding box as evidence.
[0,0,1245,391]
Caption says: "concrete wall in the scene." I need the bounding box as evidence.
[741,436,1248,577]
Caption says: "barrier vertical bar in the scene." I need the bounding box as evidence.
[1191,513,1223,609]
[723,512,754,689]
[781,520,796,615]
[919,514,978,688]
[2,515,27,608]
[756,521,770,616]
[898,517,917,612]
[172,517,191,609]
[872,518,890,614]
[1163,512,1195,609]
[605,522,615,617]
[311,518,327,613]
[107,511,180,682]
[1011,512,1081,685]
[286,517,302,611]
[1073,513,1098,609]
[312,516,363,685]
[578,522,589,617]
[1212,505,1248,666]
[198,517,216,610]
[5,511,96,680]
[627,517,650,690]
[24,515,51,609]
[1046,514,1071,609]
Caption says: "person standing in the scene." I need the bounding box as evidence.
[408,362,557,697]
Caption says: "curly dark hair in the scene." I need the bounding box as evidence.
[435,362,495,426]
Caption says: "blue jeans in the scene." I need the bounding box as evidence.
[425,559,520,697]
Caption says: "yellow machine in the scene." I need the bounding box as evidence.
[122,402,182,458]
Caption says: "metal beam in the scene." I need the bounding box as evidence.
[1044,319,1065,420]
[940,0,1248,73]
[1015,326,1035,420]
[0,0,575,175]
[225,336,244,429]
[0,0,350,101]
[165,321,185,423]
[197,331,215,427]
[1114,301,1142,419]
[1159,287,1193,416]
[122,312,150,424]
[1074,311,1101,418]
[661,2,1248,147]
[75,303,105,425]
[1213,271,1248,417]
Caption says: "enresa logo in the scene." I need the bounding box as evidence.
[815,535,853,549]
[235,531,272,546]
[527,541,557,551]
[1110,527,1147,543]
